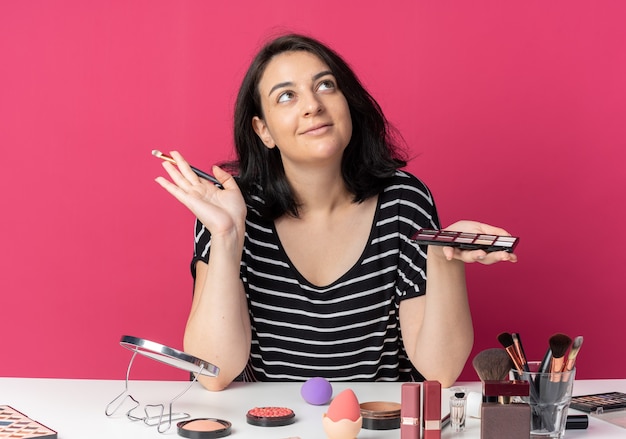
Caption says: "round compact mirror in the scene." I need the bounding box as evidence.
[119,335,219,377]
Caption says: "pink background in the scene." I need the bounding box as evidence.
[1,1,625,382]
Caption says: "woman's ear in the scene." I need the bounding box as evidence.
[252,116,276,148]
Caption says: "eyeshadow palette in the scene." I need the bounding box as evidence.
[411,229,519,253]
[0,406,57,439]
[570,392,626,413]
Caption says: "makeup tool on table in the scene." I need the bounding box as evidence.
[0,405,57,439]
[246,407,296,427]
[562,335,583,380]
[322,389,362,439]
[449,389,468,432]
[105,335,220,434]
[570,392,626,429]
[400,383,420,439]
[498,332,584,436]
[410,229,519,253]
[423,381,442,439]
[301,377,333,406]
[570,391,626,413]
[546,333,573,378]
[480,380,531,439]
[472,348,514,401]
[359,401,401,430]
[177,418,232,439]
[152,150,223,188]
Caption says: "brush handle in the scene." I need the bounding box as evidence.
[539,348,552,374]
[189,165,223,188]
[512,333,530,372]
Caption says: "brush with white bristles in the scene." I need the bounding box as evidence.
[564,336,583,372]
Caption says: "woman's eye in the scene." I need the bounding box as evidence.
[277,91,295,103]
[317,80,336,91]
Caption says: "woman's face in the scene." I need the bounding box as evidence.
[252,50,352,169]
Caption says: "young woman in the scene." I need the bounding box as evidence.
[155,34,517,391]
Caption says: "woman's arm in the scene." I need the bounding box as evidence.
[399,220,517,387]
[186,257,251,391]
[155,151,251,391]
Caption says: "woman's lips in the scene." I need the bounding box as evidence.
[302,123,332,135]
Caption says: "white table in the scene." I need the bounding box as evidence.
[1,377,624,438]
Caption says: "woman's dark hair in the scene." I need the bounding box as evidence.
[230,33,407,220]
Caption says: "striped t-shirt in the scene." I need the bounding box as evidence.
[191,170,440,382]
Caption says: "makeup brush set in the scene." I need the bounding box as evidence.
[496,332,583,379]
[501,332,584,434]
[471,332,586,438]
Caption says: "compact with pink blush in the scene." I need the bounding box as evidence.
[246,407,296,427]
[411,229,519,253]
[176,418,232,439]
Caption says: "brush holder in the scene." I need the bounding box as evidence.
[516,361,576,439]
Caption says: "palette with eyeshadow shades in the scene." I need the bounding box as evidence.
[0,406,57,439]
[411,229,519,253]
[570,392,626,413]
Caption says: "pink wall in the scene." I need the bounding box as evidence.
[1,1,625,382]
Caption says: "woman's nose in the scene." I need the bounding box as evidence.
[302,93,323,117]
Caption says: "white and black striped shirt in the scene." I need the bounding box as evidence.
[192,170,439,382]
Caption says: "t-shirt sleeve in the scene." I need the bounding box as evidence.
[190,218,211,280]
[395,173,440,301]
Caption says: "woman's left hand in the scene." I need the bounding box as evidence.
[439,220,518,265]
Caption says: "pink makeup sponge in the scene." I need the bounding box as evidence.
[326,389,360,422]
[301,377,333,405]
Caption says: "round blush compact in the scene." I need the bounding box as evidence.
[359,401,401,430]
[246,406,296,427]
[177,418,232,438]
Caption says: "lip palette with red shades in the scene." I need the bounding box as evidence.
[411,229,519,253]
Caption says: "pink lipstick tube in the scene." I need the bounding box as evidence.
[423,381,442,439]
[401,383,421,439]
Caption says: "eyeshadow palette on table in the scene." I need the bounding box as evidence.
[0,405,57,439]
[570,392,626,413]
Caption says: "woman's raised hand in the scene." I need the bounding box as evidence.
[439,220,518,265]
[154,151,247,239]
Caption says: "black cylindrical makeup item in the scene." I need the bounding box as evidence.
[360,401,401,430]
[566,414,588,429]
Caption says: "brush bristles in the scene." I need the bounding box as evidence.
[152,149,176,164]
[472,348,514,381]
[497,332,515,348]
[571,335,583,352]
[549,333,572,359]
[564,336,584,372]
